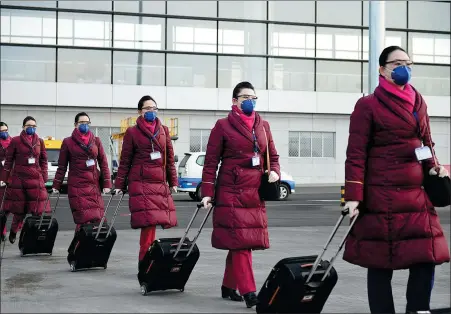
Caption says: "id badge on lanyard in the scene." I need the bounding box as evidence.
[28,157,35,164]
[412,111,433,161]
[149,130,161,160]
[86,159,95,167]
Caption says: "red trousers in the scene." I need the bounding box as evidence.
[222,250,256,295]
[1,212,25,235]
[139,226,156,261]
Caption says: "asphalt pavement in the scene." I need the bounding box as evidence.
[1,187,450,313]
[4,186,449,231]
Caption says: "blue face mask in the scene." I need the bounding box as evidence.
[241,99,256,116]
[144,111,157,122]
[25,127,36,135]
[78,123,89,134]
[0,131,8,140]
[391,65,411,86]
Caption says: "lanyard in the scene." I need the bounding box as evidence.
[412,111,422,139]
[150,129,160,152]
[252,129,259,153]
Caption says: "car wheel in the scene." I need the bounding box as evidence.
[189,192,197,201]
[279,184,290,201]
[195,184,202,202]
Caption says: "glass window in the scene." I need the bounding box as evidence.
[268,58,314,91]
[113,51,164,86]
[113,1,165,14]
[289,131,335,158]
[362,30,407,60]
[218,56,266,89]
[408,33,450,65]
[190,129,211,152]
[268,24,315,57]
[113,15,164,50]
[58,12,111,47]
[316,27,362,60]
[1,9,56,45]
[218,1,266,20]
[58,1,112,11]
[363,1,407,29]
[167,19,217,53]
[316,60,362,93]
[167,1,217,17]
[166,54,216,88]
[317,1,361,26]
[411,65,450,96]
[0,1,56,8]
[218,21,266,55]
[57,48,111,84]
[408,1,450,32]
[1,46,55,82]
[362,62,369,94]
[268,1,315,23]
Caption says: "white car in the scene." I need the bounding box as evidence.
[177,152,295,201]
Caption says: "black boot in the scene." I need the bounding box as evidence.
[9,231,16,244]
[221,285,243,301]
[243,292,258,308]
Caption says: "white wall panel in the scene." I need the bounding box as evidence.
[1,81,450,117]
[1,81,56,106]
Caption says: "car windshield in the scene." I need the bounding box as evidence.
[47,149,60,163]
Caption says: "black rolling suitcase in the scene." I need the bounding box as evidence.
[18,193,60,257]
[67,192,124,272]
[138,202,214,295]
[256,208,359,314]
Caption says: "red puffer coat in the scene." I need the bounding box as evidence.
[344,84,450,270]
[201,109,280,250]
[0,136,12,209]
[114,116,178,229]
[52,129,112,224]
[1,132,50,215]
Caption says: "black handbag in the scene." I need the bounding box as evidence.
[258,127,280,201]
[418,116,451,207]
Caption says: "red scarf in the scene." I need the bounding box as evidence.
[145,119,157,134]
[232,105,255,130]
[76,128,91,145]
[378,76,415,113]
[0,137,11,149]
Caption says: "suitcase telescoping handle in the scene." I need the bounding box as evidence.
[38,192,61,230]
[305,208,359,284]
[95,190,125,240]
[173,202,214,258]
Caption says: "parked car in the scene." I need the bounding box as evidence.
[177,152,295,201]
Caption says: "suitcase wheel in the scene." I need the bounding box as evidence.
[140,283,148,296]
[179,288,184,292]
[104,264,107,270]
[69,261,77,272]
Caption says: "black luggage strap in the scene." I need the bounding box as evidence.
[173,202,214,258]
[305,208,359,284]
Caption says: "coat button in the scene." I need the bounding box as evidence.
[421,186,424,190]
[240,189,243,192]
[395,161,399,164]
[396,188,400,191]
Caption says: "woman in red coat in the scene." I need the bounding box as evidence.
[114,95,178,266]
[52,112,112,232]
[201,81,280,308]
[0,122,25,243]
[343,46,450,314]
[0,116,50,244]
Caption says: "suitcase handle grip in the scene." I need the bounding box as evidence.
[305,208,358,284]
[173,202,215,258]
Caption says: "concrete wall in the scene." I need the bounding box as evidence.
[1,81,450,184]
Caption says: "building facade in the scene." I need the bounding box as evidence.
[1,0,450,184]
